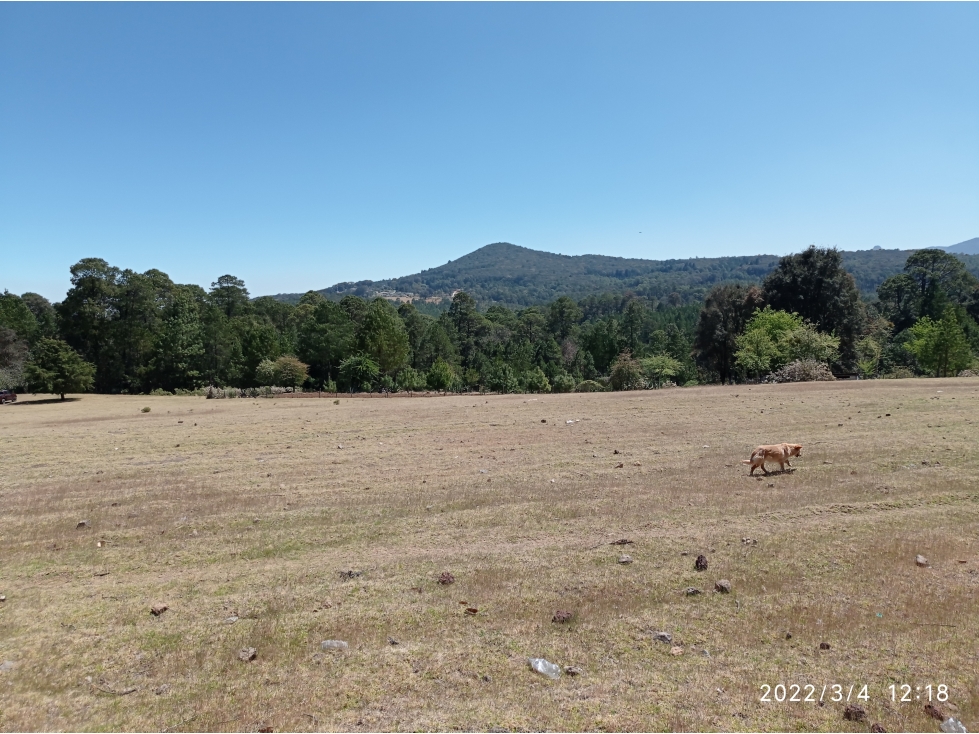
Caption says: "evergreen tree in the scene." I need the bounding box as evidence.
[24,338,96,399]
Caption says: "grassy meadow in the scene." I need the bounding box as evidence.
[1,380,978,732]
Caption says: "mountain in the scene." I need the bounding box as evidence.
[270,242,979,309]
[944,237,979,255]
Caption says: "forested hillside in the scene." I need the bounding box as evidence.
[273,242,979,308]
[2,247,977,397]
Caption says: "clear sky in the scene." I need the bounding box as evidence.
[2,2,977,302]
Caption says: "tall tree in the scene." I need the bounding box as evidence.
[762,246,863,366]
[358,299,410,375]
[692,284,764,383]
[209,275,250,319]
[57,258,121,392]
[23,338,96,399]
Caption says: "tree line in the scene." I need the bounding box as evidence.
[2,247,977,398]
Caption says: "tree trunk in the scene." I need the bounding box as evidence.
[60,393,66,400]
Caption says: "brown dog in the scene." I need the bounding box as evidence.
[742,443,802,475]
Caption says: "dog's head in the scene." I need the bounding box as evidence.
[788,444,803,457]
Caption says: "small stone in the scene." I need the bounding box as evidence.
[613,449,620,454]
[150,604,169,616]
[339,570,363,580]
[685,587,701,596]
[819,642,830,650]
[0,661,15,672]
[564,666,582,677]
[238,647,257,662]
[437,571,455,585]
[609,539,633,545]
[617,554,633,564]
[714,579,732,594]
[785,632,792,640]
[615,462,624,468]
[633,461,641,467]
[670,646,684,656]
[541,419,546,423]
[925,703,946,721]
[552,611,573,623]
[76,520,90,529]
[154,684,171,695]
[915,554,929,567]
[464,607,478,615]
[870,724,886,733]
[0,595,6,602]
[652,631,672,644]
[823,460,833,464]
[695,554,708,571]
[843,704,866,722]
[387,637,399,645]
[320,640,349,651]
[224,616,239,624]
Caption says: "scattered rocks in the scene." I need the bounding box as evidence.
[437,571,456,585]
[224,616,239,624]
[695,555,709,571]
[685,587,702,596]
[320,640,349,651]
[915,554,929,567]
[870,723,886,733]
[617,554,633,564]
[615,462,624,469]
[238,647,257,662]
[564,666,582,677]
[670,646,684,656]
[0,595,6,602]
[741,537,757,546]
[339,570,363,580]
[464,606,479,615]
[633,461,642,467]
[0,661,15,673]
[843,704,866,722]
[925,703,946,721]
[76,520,90,529]
[652,631,672,644]
[150,604,169,616]
[154,684,171,695]
[552,610,573,623]
[819,642,831,650]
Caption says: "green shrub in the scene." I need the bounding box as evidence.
[149,388,173,396]
[551,373,576,393]
[141,406,151,413]
[574,380,605,393]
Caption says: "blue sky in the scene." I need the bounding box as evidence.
[2,3,977,302]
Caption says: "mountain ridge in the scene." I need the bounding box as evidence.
[270,241,979,308]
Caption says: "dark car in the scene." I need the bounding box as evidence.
[0,389,16,404]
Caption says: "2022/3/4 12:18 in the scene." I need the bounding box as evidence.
[759,684,950,703]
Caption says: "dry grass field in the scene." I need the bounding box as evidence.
[1,379,978,733]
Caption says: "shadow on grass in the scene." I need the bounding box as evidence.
[8,397,83,406]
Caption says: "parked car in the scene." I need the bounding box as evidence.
[0,389,17,404]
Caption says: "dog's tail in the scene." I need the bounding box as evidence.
[741,459,752,465]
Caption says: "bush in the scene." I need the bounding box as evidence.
[551,373,576,393]
[426,357,454,391]
[609,352,645,391]
[149,388,174,396]
[574,380,606,393]
[766,359,836,383]
[141,406,151,413]
[683,380,699,387]
[395,367,427,392]
[959,369,978,377]
[523,367,551,394]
